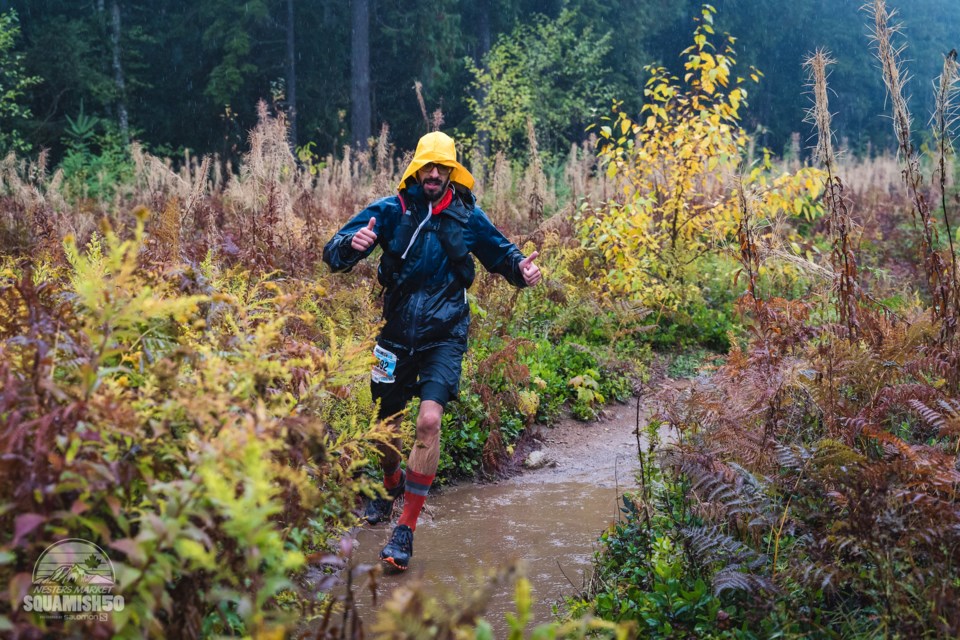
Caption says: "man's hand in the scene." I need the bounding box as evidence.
[519,251,542,287]
[351,217,377,251]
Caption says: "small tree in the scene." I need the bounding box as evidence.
[466,9,614,158]
[0,10,40,155]
[580,5,824,312]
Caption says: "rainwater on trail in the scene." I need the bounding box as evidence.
[347,400,645,634]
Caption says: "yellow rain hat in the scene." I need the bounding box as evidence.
[398,131,475,192]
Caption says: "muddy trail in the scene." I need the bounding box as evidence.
[333,398,647,635]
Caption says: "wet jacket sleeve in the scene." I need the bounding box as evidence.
[322,197,395,273]
[468,208,528,289]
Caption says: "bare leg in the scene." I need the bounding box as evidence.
[394,400,443,532]
[406,400,443,475]
[362,414,405,525]
[376,415,404,474]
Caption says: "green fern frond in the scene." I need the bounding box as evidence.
[712,565,777,597]
[682,525,763,567]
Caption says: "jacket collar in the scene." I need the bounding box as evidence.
[402,184,474,224]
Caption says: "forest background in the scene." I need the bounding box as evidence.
[3,0,960,638]
[2,0,959,164]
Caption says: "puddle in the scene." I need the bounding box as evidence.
[305,400,647,636]
[348,477,636,634]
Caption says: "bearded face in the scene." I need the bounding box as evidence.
[416,162,453,202]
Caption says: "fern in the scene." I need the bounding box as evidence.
[682,525,763,567]
[910,397,960,439]
[712,566,777,598]
[681,526,776,598]
[665,445,777,533]
[774,442,811,471]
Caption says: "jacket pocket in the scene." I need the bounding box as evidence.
[439,217,475,288]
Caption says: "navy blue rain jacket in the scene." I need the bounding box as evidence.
[323,184,528,353]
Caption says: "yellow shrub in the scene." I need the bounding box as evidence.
[580,5,825,311]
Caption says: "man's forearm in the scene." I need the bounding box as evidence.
[490,250,529,289]
[322,233,362,272]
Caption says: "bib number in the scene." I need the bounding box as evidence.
[372,345,398,384]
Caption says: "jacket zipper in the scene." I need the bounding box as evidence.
[408,289,423,355]
[405,205,430,354]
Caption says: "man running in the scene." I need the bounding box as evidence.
[322,131,541,570]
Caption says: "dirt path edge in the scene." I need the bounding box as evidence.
[504,396,645,488]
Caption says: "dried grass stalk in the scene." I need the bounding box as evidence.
[805,49,860,335]
[867,0,955,336]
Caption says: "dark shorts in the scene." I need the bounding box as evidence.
[371,341,467,420]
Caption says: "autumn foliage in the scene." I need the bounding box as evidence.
[1,3,959,638]
[568,3,960,638]
[580,6,824,312]
[0,100,649,636]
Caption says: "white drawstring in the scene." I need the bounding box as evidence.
[401,201,432,260]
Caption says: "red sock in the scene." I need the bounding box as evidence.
[397,470,434,531]
[383,466,403,492]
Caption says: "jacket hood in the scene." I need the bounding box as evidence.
[398,131,475,192]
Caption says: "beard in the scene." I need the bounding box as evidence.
[421,176,450,202]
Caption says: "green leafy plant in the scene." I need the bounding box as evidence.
[569,369,604,421]
[466,9,615,158]
[0,219,385,637]
[0,9,40,154]
[568,424,743,637]
[60,103,134,204]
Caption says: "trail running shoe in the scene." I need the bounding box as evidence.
[380,524,414,571]
[362,471,405,525]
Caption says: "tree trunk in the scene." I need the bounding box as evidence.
[477,0,491,62]
[286,0,298,148]
[350,0,371,149]
[110,0,129,145]
[475,0,491,158]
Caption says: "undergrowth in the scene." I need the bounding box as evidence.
[570,3,960,637]
[5,2,956,636]
[0,103,651,637]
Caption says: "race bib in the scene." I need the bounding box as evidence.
[372,345,398,384]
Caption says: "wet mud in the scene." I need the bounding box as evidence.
[344,399,645,634]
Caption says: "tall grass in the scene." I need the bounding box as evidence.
[869,0,958,335]
[1,104,617,276]
[805,49,861,335]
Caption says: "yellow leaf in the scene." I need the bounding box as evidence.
[175,538,216,570]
